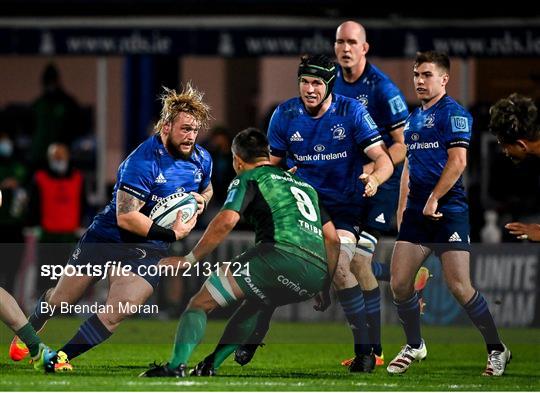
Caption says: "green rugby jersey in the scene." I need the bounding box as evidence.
[222,165,329,263]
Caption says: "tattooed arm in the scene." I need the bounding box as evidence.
[116,190,154,237]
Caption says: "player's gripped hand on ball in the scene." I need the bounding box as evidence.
[172,211,197,240]
[359,173,379,197]
[190,192,206,214]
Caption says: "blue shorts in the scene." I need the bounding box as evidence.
[66,229,168,288]
[397,208,471,256]
[359,183,399,234]
[324,203,362,239]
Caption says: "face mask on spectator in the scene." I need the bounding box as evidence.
[49,159,68,174]
[0,140,13,157]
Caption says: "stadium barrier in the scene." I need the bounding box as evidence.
[10,231,539,327]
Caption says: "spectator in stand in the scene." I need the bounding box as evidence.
[28,143,85,293]
[30,63,82,169]
[0,131,28,293]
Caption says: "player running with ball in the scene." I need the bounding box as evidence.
[9,83,212,369]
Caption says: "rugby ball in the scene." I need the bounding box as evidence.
[149,192,198,229]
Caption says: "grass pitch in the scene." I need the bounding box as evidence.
[0,318,538,391]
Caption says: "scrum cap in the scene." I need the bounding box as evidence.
[298,54,336,101]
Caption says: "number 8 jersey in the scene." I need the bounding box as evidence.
[222,165,329,265]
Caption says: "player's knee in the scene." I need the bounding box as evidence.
[187,295,215,313]
[43,287,54,303]
[332,262,356,289]
[47,287,67,307]
[390,275,413,300]
[447,280,474,304]
[350,255,373,277]
[99,312,123,330]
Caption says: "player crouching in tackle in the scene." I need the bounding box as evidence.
[140,128,339,377]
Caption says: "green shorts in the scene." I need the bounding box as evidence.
[224,242,328,306]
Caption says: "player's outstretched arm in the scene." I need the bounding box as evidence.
[423,147,467,220]
[186,209,241,264]
[116,190,154,236]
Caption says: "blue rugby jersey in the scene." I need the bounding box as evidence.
[404,95,472,213]
[334,63,409,188]
[89,134,212,247]
[334,63,409,140]
[267,94,383,207]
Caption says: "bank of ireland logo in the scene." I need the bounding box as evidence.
[331,124,346,140]
[411,133,420,142]
[314,144,325,152]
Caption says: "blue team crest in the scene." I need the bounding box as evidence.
[363,113,378,130]
[451,116,470,133]
[356,94,369,107]
[388,95,407,115]
[194,169,203,183]
[332,125,346,140]
[424,114,435,128]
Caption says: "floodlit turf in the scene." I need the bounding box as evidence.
[0,318,538,391]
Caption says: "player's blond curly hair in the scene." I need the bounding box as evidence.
[155,82,212,133]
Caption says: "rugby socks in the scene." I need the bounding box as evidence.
[206,344,237,369]
[337,286,371,356]
[463,291,504,353]
[363,287,382,356]
[209,303,273,369]
[16,323,42,357]
[59,314,112,359]
[395,293,422,348]
[168,309,207,369]
[371,261,391,282]
[28,291,51,331]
